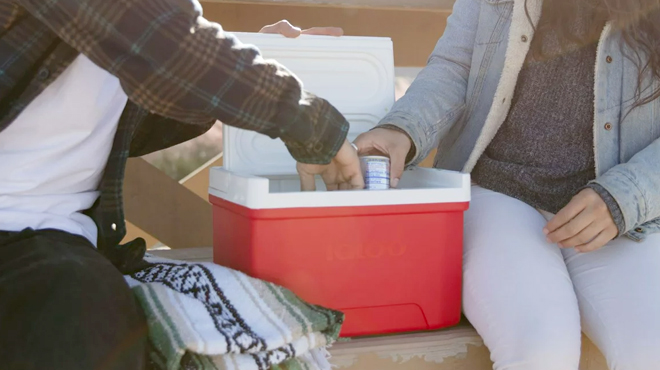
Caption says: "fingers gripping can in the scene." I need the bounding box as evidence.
[359,156,390,190]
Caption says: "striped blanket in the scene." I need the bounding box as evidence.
[124,255,344,370]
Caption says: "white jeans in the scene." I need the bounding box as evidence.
[464,186,660,370]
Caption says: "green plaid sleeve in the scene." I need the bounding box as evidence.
[16,0,348,164]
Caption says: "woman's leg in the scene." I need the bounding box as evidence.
[463,187,582,370]
[564,233,660,370]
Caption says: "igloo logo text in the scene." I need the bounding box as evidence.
[326,243,407,261]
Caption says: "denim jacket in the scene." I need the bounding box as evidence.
[381,0,660,241]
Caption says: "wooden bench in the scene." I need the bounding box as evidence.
[150,247,609,370]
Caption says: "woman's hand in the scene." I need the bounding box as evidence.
[259,20,343,38]
[353,128,413,188]
[545,188,618,253]
[297,139,364,191]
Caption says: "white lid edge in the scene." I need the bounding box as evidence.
[209,167,471,210]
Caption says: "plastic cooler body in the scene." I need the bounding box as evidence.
[209,168,470,337]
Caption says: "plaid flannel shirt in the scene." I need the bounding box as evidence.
[0,0,349,271]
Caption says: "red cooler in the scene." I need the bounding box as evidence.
[209,32,471,337]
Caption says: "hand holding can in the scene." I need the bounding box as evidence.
[351,143,391,190]
[352,127,413,189]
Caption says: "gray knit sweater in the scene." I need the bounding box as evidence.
[471,14,625,233]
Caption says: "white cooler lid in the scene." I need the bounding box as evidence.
[223,32,395,175]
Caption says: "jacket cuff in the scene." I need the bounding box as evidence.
[375,112,426,166]
[376,124,417,164]
[587,183,626,236]
[277,90,349,165]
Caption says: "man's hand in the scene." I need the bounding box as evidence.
[545,188,618,253]
[259,20,344,38]
[353,128,413,188]
[297,139,364,191]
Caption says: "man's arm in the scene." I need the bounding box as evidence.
[129,113,216,158]
[16,0,347,164]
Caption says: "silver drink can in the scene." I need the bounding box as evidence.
[359,156,390,190]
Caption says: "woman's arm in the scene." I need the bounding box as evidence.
[590,138,660,233]
[546,139,660,252]
[377,0,481,166]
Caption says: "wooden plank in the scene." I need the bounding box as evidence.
[204,0,455,11]
[580,338,609,370]
[149,247,215,262]
[201,2,450,67]
[180,153,224,200]
[124,221,160,248]
[419,149,437,168]
[123,153,222,247]
[331,323,491,369]
[123,158,213,249]
[331,328,606,370]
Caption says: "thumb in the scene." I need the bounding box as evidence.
[389,148,407,188]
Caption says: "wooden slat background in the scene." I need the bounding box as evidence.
[201,1,451,66]
[202,0,456,10]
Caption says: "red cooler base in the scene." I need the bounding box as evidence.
[210,196,467,337]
